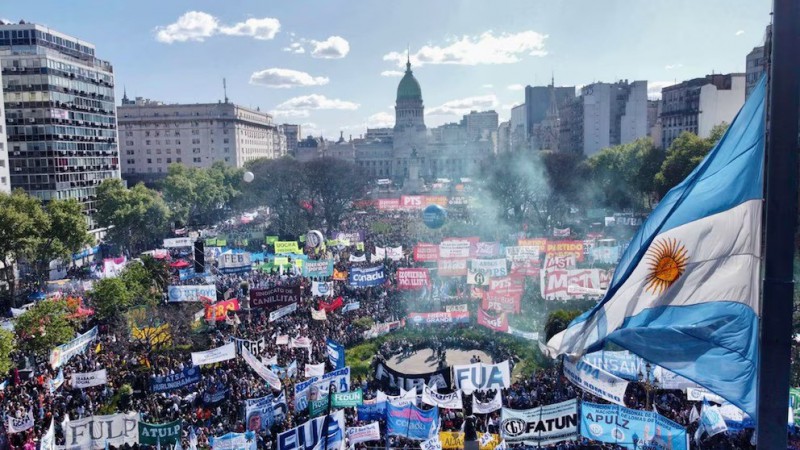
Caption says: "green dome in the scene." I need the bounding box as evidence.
[396,62,422,101]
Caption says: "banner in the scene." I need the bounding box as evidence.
[507,327,539,341]
[543,254,577,270]
[377,198,401,211]
[6,409,33,434]
[422,385,463,409]
[203,388,229,405]
[489,276,525,295]
[582,350,645,381]
[274,241,301,254]
[151,367,201,392]
[333,269,348,281]
[295,377,317,412]
[233,337,267,356]
[518,238,547,249]
[510,259,540,278]
[475,242,502,258]
[205,299,240,322]
[467,270,490,286]
[332,389,363,408]
[553,227,570,237]
[313,367,352,395]
[545,240,584,261]
[41,419,55,450]
[245,394,275,432]
[241,346,282,390]
[163,237,193,248]
[504,246,540,262]
[312,281,334,297]
[501,400,578,445]
[397,268,431,290]
[580,402,688,450]
[334,231,364,243]
[139,420,181,446]
[349,266,386,288]
[50,326,98,369]
[168,285,216,303]
[387,403,439,440]
[439,241,471,259]
[686,387,726,404]
[311,308,327,321]
[437,259,468,277]
[401,195,425,210]
[269,303,298,322]
[445,304,468,312]
[71,369,107,389]
[191,342,236,366]
[474,389,502,414]
[375,246,404,261]
[362,320,404,339]
[318,297,344,312]
[477,309,508,332]
[211,432,257,450]
[273,392,289,424]
[591,245,621,264]
[250,286,301,310]
[453,361,511,394]
[277,410,345,450]
[414,243,440,262]
[346,422,380,445]
[481,290,521,314]
[342,302,360,313]
[540,269,609,300]
[358,398,387,421]
[326,339,346,370]
[303,259,334,278]
[290,336,313,351]
[440,432,500,450]
[64,413,140,449]
[562,357,628,406]
[470,259,508,278]
[218,252,252,274]
[422,436,442,450]
[349,254,366,263]
[374,362,451,391]
[407,311,470,325]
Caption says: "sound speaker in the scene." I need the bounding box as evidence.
[194,240,205,273]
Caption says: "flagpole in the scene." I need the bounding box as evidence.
[757,0,800,448]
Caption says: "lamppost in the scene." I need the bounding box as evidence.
[638,362,660,410]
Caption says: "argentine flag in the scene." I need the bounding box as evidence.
[546,76,766,421]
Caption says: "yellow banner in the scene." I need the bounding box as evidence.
[274,241,301,254]
[131,324,172,346]
[439,432,499,450]
[333,269,348,281]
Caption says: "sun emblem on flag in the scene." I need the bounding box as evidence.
[644,238,688,295]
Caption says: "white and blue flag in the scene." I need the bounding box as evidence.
[546,77,766,421]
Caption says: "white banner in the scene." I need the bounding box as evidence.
[422,385,463,409]
[562,357,628,406]
[290,336,313,350]
[686,387,725,404]
[50,326,98,369]
[269,303,298,322]
[467,270,490,286]
[64,413,140,449]
[470,259,508,277]
[191,342,236,366]
[168,285,216,303]
[276,335,289,345]
[41,419,55,450]
[452,361,511,394]
[342,302,360,313]
[387,246,404,261]
[6,409,34,434]
[349,254,366,262]
[346,422,381,445]
[445,304,468,312]
[241,346,282,390]
[278,410,345,450]
[163,237,193,248]
[500,400,578,445]
[504,246,540,262]
[421,436,442,450]
[311,308,327,321]
[312,281,334,297]
[474,389,502,414]
[439,240,471,259]
[218,252,252,272]
[305,362,325,378]
[71,369,107,389]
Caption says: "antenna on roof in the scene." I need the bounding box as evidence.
[223,78,229,104]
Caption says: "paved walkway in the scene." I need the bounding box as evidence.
[386,348,492,374]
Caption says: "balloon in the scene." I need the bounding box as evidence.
[422,204,447,229]
[243,171,255,183]
[306,230,325,249]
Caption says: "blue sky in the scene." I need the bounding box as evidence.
[3,0,772,137]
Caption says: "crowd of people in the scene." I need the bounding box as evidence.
[0,206,785,450]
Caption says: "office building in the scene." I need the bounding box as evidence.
[0,71,8,193]
[281,123,300,155]
[524,82,576,140]
[745,25,770,99]
[581,80,648,156]
[117,97,286,184]
[0,22,120,227]
[461,110,498,143]
[660,74,745,149]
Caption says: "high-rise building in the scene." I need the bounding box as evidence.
[745,25,770,99]
[461,110,498,143]
[0,22,120,227]
[281,123,301,155]
[497,121,510,154]
[647,100,663,148]
[117,97,285,184]
[581,80,648,156]
[660,73,745,149]
[0,70,9,193]
[558,96,583,153]
[524,82,575,140]
[509,104,527,152]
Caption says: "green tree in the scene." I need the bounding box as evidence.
[96,180,171,255]
[140,255,171,294]
[163,162,242,227]
[32,199,92,286]
[654,124,728,198]
[244,157,310,237]
[544,309,582,341]
[88,277,134,322]
[0,190,47,306]
[14,299,75,356]
[587,139,665,210]
[0,329,15,375]
[305,158,369,232]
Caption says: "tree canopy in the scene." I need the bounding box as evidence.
[95,179,171,255]
[586,138,664,211]
[163,162,243,227]
[654,124,728,198]
[14,299,76,356]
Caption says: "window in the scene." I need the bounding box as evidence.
[157,158,162,163]
[147,158,152,163]
[193,157,201,163]
[192,129,199,135]
[146,149,151,154]
[176,158,182,163]
[176,149,181,154]
[223,138,229,143]
[166,149,171,154]
[145,140,151,145]
[166,158,172,163]
[156,149,161,154]
[125,141,134,146]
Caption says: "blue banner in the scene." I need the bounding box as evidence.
[273,392,288,424]
[245,394,275,432]
[357,399,387,421]
[349,266,386,288]
[303,259,334,278]
[150,367,201,392]
[386,403,439,441]
[326,339,346,370]
[580,401,687,450]
[582,351,644,381]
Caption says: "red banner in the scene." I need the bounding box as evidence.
[318,296,344,312]
[414,243,440,262]
[488,276,525,296]
[407,311,470,325]
[482,290,521,314]
[470,286,486,300]
[540,269,609,300]
[475,242,502,258]
[377,198,401,210]
[518,238,548,249]
[423,196,448,207]
[478,308,508,332]
[205,299,240,321]
[510,259,541,277]
[400,195,425,210]
[397,268,431,290]
[545,240,585,262]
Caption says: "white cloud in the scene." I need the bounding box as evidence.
[249,68,329,88]
[482,84,494,88]
[155,11,280,43]
[507,84,524,91]
[300,122,322,136]
[270,109,311,118]
[275,94,360,117]
[384,31,547,67]
[283,42,306,54]
[309,36,350,59]
[647,81,677,99]
[381,70,404,77]
[427,95,498,116]
[735,30,745,36]
[664,63,683,70]
[366,112,395,128]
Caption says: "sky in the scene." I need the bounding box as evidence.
[3,0,772,138]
